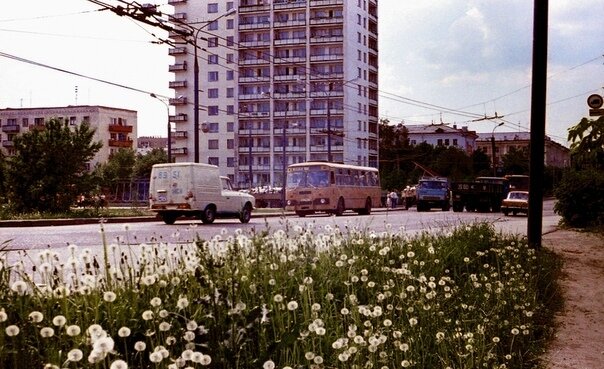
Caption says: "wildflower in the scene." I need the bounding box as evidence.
[40,327,55,338]
[436,332,445,341]
[103,291,117,303]
[273,294,284,303]
[142,310,154,321]
[5,325,19,337]
[88,349,105,364]
[11,280,28,295]
[263,360,275,369]
[177,296,189,310]
[511,328,520,335]
[118,327,131,337]
[93,336,115,354]
[29,311,44,323]
[409,317,418,326]
[492,336,500,343]
[314,356,324,364]
[401,360,411,367]
[110,360,128,369]
[66,325,81,337]
[0,310,6,322]
[150,297,162,307]
[149,351,163,363]
[383,319,392,327]
[340,307,350,315]
[52,315,66,327]
[305,352,315,360]
[287,301,299,311]
[186,320,198,331]
[200,354,212,365]
[134,341,147,352]
[159,322,171,331]
[311,303,321,312]
[67,349,83,362]
[338,353,349,362]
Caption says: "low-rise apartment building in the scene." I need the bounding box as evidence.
[405,124,478,154]
[0,105,137,169]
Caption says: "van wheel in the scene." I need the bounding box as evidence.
[334,198,345,216]
[201,206,216,224]
[161,213,177,225]
[239,204,252,224]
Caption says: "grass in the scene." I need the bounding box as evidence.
[0,221,560,368]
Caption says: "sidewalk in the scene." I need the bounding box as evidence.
[540,229,604,369]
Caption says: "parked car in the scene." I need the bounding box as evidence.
[501,191,529,216]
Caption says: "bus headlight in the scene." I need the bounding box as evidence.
[313,198,330,205]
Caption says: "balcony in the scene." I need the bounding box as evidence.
[239,40,271,48]
[239,4,270,13]
[169,62,187,72]
[274,37,307,46]
[310,0,343,5]
[239,22,271,30]
[108,139,133,148]
[1,125,20,133]
[168,47,187,55]
[273,56,307,64]
[172,12,187,20]
[167,0,186,5]
[274,0,307,9]
[309,17,343,25]
[239,76,270,83]
[108,124,133,133]
[310,35,344,44]
[310,54,343,62]
[173,131,188,139]
[169,96,188,105]
[172,147,188,155]
[239,58,271,65]
[169,80,187,89]
[273,19,307,28]
[169,113,188,122]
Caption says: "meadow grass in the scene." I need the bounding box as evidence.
[0,221,559,369]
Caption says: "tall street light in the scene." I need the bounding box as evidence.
[190,8,236,163]
[491,122,504,176]
[150,93,171,163]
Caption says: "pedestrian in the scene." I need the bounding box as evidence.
[390,190,398,209]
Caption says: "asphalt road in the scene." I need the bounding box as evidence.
[0,200,559,252]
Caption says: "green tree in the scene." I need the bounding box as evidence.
[502,146,529,174]
[133,148,168,180]
[96,148,137,188]
[6,118,102,213]
[567,116,604,169]
[471,149,492,177]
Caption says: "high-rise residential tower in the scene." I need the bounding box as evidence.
[168,0,378,188]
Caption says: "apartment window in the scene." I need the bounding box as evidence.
[208,37,218,47]
[357,32,361,43]
[226,105,235,115]
[227,157,235,167]
[437,139,443,146]
[227,122,234,132]
[357,67,362,78]
[358,120,362,130]
[358,84,362,96]
[208,139,219,150]
[227,19,234,29]
[208,71,219,81]
[21,118,29,127]
[208,157,219,166]
[226,36,234,46]
[69,116,77,125]
[357,14,361,25]
[227,139,234,149]
[357,50,362,61]
[208,21,218,31]
[445,139,450,146]
[208,106,219,116]
[226,87,234,98]
[226,70,234,80]
[226,1,234,10]
[453,139,458,146]
[358,103,362,113]
[208,122,219,132]
[226,53,234,64]
[208,88,219,98]
[208,3,218,13]
[208,54,218,64]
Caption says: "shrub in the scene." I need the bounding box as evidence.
[554,169,604,227]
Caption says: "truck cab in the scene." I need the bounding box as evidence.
[415,177,450,212]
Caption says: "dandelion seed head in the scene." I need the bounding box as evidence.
[67,349,83,362]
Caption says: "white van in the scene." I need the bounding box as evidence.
[149,163,255,225]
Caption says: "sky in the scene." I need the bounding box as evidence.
[0,0,602,145]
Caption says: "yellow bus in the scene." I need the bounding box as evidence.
[285,162,381,217]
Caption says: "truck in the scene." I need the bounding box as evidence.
[149,163,255,225]
[451,176,510,212]
[415,177,451,212]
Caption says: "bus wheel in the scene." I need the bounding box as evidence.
[358,198,371,215]
[335,198,345,216]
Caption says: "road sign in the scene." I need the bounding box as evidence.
[589,108,604,116]
[587,94,603,109]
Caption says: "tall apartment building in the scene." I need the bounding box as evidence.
[0,105,137,169]
[167,0,379,188]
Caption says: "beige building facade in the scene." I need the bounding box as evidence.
[168,0,379,188]
[0,105,137,169]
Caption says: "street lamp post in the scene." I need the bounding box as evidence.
[491,122,504,176]
[150,93,171,163]
[282,101,289,208]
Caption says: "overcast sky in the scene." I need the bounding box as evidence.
[1,0,602,145]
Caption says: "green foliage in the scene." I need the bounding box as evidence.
[5,118,102,213]
[502,146,529,175]
[471,149,492,177]
[0,223,558,369]
[554,169,604,227]
[567,116,604,169]
[96,148,137,188]
[133,148,168,180]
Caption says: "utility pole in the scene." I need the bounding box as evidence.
[528,0,549,249]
